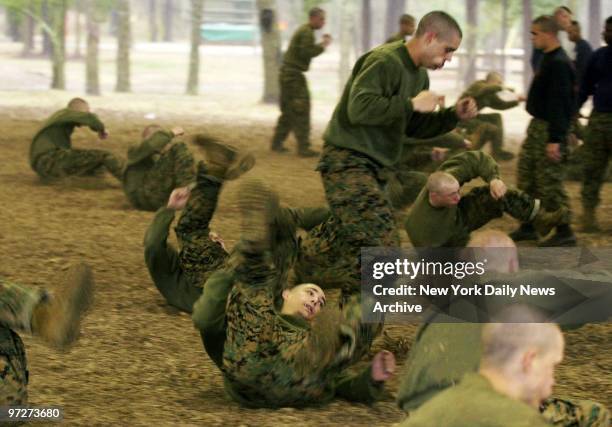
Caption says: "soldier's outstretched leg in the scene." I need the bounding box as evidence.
[541,397,611,427]
[479,113,514,161]
[0,263,94,405]
[271,75,292,153]
[34,148,124,182]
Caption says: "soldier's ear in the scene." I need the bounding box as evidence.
[281,289,291,301]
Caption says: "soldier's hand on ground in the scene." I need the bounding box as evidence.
[167,186,191,210]
[412,91,442,113]
[321,34,332,47]
[463,139,473,149]
[371,350,396,382]
[431,147,448,162]
[98,130,109,140]
[171,126,185,137]
[489,178,507,200]
[455,97,478,120]
[546,143,562,162]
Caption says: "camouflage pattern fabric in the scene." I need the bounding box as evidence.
[580,112,612,210]
[295,145,399,297]
[33,148,124,181]
[126,142,195,211]
[0,280,46,406]
[271,69,311,152]
[459,113,505,154]
[541,397,611,427]
[517,118,571,224]
[221,244,377,408]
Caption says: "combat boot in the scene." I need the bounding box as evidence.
[538,225,577,247]
[509,223,537,242]
[31,263,94,350]
[271,144,289,153]
[492,150,515,161]
[238,179,280,252]
[297,148,320,158]
[532,207,566,237]
[580,207,601,233]
[193,135,255,180]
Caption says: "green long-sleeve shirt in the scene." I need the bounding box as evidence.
[401,373,551,427]
[123,130,174,200]
[461,80,519,111]
[404,151,500,247]
[324,41,459,167]
[283,23,325,72]
[29,108,106,167]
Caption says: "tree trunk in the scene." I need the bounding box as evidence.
[588,0,602,49]
[149,0,158,42]
[522,0,533,92]
[256,0,282,103]
[21,1,36,56]
[6,7,22,41]
[361,0,371,54]
[86,0,101,95]
[186,0,203,95]
[163,0,174,42]
[41,0,52,56]
[385,0,405,41]
[500,0,508,78]
[50,0,66,89]
[463,0,478,87]
[339,0,358,94]
[115,0,131,92]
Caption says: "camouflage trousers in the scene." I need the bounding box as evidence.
[221,241,379,408]
[541,396,611,427]
[517,118,571,224]
[33,148,124,182]
[0,280,47,406]
[146,166,228,314]
[580,112,612,210]
[271,68,311,151]
[295,145,400,297]
[125,142,196,211]
[459,113,505,154]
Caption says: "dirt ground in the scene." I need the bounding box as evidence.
[0,97,610,427]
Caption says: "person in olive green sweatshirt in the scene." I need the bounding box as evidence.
[385,13,416,44]
[397,230,611,427]
[296,11,479,297]
[191,179,395,408]
[29,98,124,181]
[122,125,196,211]
[404,151,564,247]
[401,307,564,427]
[457,71,526,161]
[271,7,332,157]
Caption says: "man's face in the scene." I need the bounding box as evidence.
[567,24,580,42]
[422,32,461,70]
[531,24,549,50]
[310,13,326,30]
[603,23,612,45]
[400,21,415,37]
[282,283,326,321]
[433,181,461,207]
[554,9,572,31]
[522,336,564,408]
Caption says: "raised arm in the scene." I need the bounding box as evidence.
[438,151,500,185]
[127,130,174,165]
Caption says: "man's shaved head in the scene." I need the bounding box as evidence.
[67,97,90,112]
[415,11,462,40]
[486,71,503,85]
[142,124,163,140]
[533,15,560,35]
[427,171,458,193]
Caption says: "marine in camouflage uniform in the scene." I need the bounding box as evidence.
[294,37,460,297]
[0,264,93,405]
[457,73,522,161]
[29,100,123,182]
[271,10,328,157]
[123,128,195,211]
[192,180,384,408]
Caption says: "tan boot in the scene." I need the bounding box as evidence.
[31,263,94,351]
[532,207,566,237]
[192,135,255,180]
[580,208,601,233]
